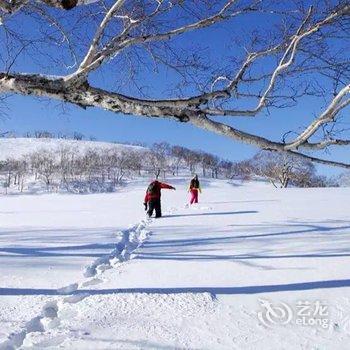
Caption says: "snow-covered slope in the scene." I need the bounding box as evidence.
[0,179,349,349]
[0,138,145,160]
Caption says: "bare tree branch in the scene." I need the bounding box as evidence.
[79,0,126,71]
[189,114,350,169]
[1,1,350,170]
[68,0,258,80]
[285,84,350,149]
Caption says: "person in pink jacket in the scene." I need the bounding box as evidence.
[188,174,201,204]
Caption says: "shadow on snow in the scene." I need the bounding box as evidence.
[162,210,258,218]
[1,279,350,296]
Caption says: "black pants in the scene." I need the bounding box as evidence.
[147,199,161,218]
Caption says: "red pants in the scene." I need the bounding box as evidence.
[190,189,199,204]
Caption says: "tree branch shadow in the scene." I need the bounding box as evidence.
[1,279,350,296]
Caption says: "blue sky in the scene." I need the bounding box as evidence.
[2,94,257,160]
[1,93,347,177]
[0,1,348,177]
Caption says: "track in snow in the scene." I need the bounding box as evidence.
[0,217,152,350]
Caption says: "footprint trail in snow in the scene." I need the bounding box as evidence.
[0,217,152,350]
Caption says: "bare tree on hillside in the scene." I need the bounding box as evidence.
[0,158,17,191]
[198,152,210,177]
[105,149,133,183]
[182,149,200,174]
[11,158,28,192]
[58,146,78,188]
[127,150,143,176]
[34,131,54,139]
[229,160,254,180]
[73,132,85,140]
[340,171,350,186]
[170,146,187,176]
[251,151,319,188]
[147,142,171,178]
[30,150,58,189]
[198,152,220,178]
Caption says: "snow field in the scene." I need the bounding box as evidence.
[1,215,152,349]
[0,178,349,349]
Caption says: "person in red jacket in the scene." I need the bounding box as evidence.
[144,180,176,218]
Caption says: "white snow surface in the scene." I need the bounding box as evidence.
[0,178,350,349]
[0,138,145,160]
